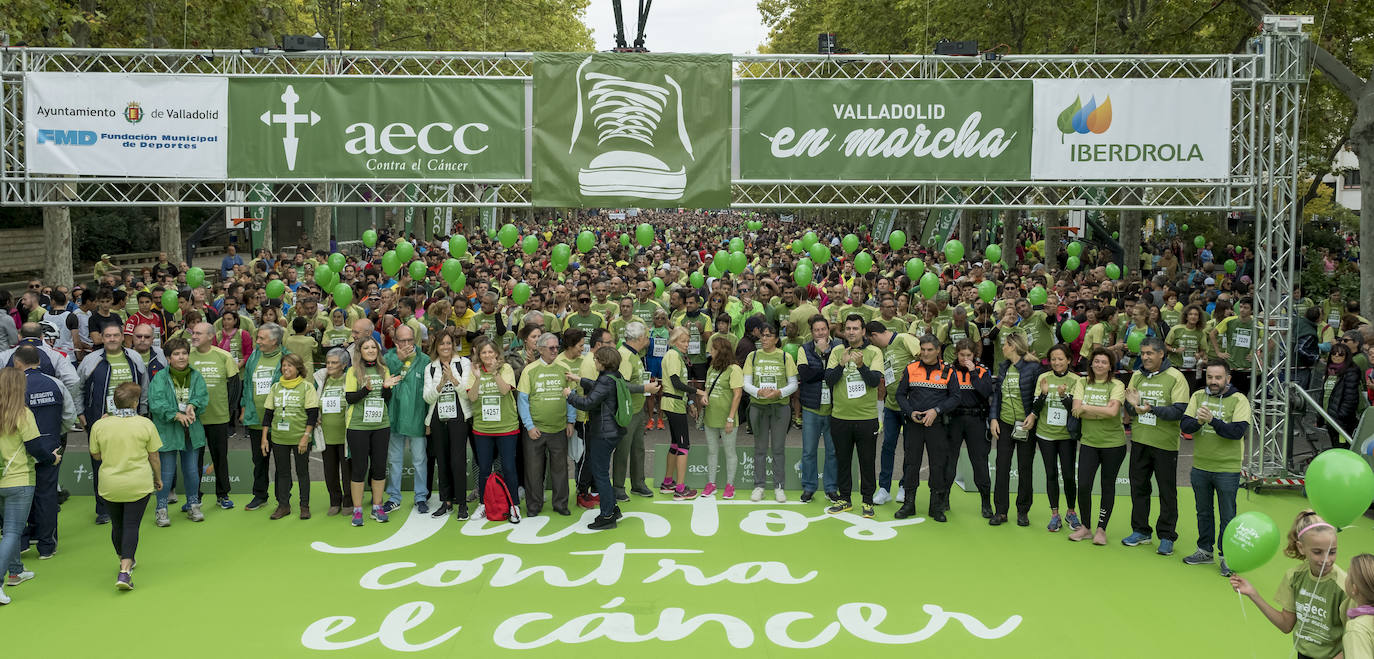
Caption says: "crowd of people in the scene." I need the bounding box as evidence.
[0,209,1365,637]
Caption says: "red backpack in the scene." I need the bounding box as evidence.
[483,473,520,523]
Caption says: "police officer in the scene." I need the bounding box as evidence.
[895,334,959,522]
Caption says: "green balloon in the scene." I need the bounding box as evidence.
[888,230,907,250]
[919,272,939,299]
[783,342,800,360]
[1028,286,1047,306]
[441,258,461,284]
[265,279,286,299]
[1066,241,1082,257]
[1105,263,1121,280]
[978,280,996,302]
[906,258,922,281]
[1112,231,1119,239]
[185,266,205,289]
[652,277,665,296]
[1126,331,1145,352]
[362,229,378,247]
[486,227,498,239]
[1221,511,1281,573]
[791,239,804,253]
[332,283,353,308]
[809,243,830,266]
[620,233,631,247]
[552,243,571,264]
[449,235,468,258]
[521,234,539,255]
[730,237,745,254]
[498,223,518,248]
[1224,259,1237,274]
[408,260,427,282]
[709,262,722,278]
[636,223,654,247]
[690,271,704,288]
[802,231,818,249]
[577,230,596,253]
[728,251,747,275]
[326,252,344,273]
[1060,320,1081,342]
[381,250,400,276]
[985,244,1002,262]
[1065,255,1082,271]
[854,251,873,274]
[794,263,814,287]
[512,282,532,305]
[842,234,859,254]
[314,264,334,287]
[395,239,414,263]
[1194,235,1206,249]
[1305,449,1374,528]
[161,289,180,314]
[944,239,965,264]
[451,272,466,292]
[1181,224,1189,232]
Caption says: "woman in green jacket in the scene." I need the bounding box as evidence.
[148,338,208,527]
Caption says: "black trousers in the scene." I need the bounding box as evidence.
[106,495,148,561]
[573,421,596,495]
[430,415,470,504]
[945,414,991,501]
[1036,437,1078,511]
[1128,442,1179,541]
[90,453,108,517]
[270,443,310,505]
[321,443,352,508]
[993,418,1036,516]
[588,434,617,518]
[347,428,389,483]
[831,417,878,505]
[1078,444,1128,529]
[249,426,272,500]
[901,417,948,509]
[200,423,231,500]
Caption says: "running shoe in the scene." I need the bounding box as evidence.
[861,504,875,519]
[1047,513,1062,532]
[371,505,389,523]
[722,484,735,499]
[116,571,133,591]
[701,483,717,497]
[660,479,677,494]
[351,509,364,527]
[155,509,170,527]
[826,501,853,515]
[673,487,699,501]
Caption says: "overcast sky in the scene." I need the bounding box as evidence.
[581,0,770,54]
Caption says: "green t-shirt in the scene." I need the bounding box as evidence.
[1022,310,1054,358]
[1165,325,1207,370]
[1276,564,1349,659]
[1080,322,1108,359]
[786,303,820,345]
[881,333,921,411]
[703,364,743,428]
[1217,316,1258,370]
[617,345,648,414]
[318,375,347,445]
[322,326,351,350]
[938,321,981,364]
[676,312,711,363]
[1126,367,1191,451]
[105,351,134,415]
[609,317,635,347]
[0,409,39,488]
[744,348,796,406]
[632,300,662,325]
[283,335,319,373]
[796,347,832,415]
[517,359,572,433]
[1072,378,1125,448]
[877,315,907,335]
[1033,370,1080,441]
[189,347,238,425]
[564,311,606,338]
[826,343,884,421]
[999,362,1025,425]
[89,414,162,502]
[470,363,519,435]
[345,365,390,431]
[659,349,689,414]
[265,380,320,445]
[1185,389,1252,472]
[248,351,283,430]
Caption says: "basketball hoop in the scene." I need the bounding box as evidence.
[1049,226,1080,234]
[229,217,254,227]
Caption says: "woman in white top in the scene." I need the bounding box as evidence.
[423,328,474,520]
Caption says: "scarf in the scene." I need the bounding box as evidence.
[279,375,304,389]
[1349,605,1374,619]
[170,365,192,389]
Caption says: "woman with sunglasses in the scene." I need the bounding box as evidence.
[1323,342,1360,449]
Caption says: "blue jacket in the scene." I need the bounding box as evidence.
[797,339,836,411]
[990,357,1042,423]
[77,347,150,423]
[23,367,76,465]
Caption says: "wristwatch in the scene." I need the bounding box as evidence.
[727,417,735,423]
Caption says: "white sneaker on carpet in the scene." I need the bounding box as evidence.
[774,487,786,503]
[896,486,906,503]
[0,586,8,605]
[473,504,486,519]
[750,487,764,502]
[874,487,891,505]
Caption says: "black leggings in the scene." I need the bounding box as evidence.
[666,410,690,455]
[107,495,149,561]
[431,415,470,503]
[322,443,352,508]
[945,415,991,499]
[1078,444,1127,529]
[993,419,1036,516]
[1036,437,1078,510]
[347,428,389,483]
[271,443,310,505]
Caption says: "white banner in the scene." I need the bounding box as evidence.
[25,73,227,178]
[1031,79,1230,180]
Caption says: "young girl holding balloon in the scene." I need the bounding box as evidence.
[1230,510,1348,659]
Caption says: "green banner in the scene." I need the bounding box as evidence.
[247,182,270,252]
[920,189,963,249]
[532,53,732,208]
[228,78,524,179]
[871,207,898,241]
[740,80,1032,180]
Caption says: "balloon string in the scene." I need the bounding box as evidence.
[1235,591,1259,659]
[1289,554,1332,659]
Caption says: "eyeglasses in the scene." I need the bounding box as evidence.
[577,298,591,303]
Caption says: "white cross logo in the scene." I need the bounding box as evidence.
[259,84,320,171]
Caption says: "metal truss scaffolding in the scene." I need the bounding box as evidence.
[0,20,1310,484]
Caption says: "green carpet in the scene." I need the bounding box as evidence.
[2,486,1362,657]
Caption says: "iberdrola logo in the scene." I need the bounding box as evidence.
[1057,95,1112,142]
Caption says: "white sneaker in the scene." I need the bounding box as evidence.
[155,509,171,527]
[750,487,764,502]
[874,487,892,505]
[896,487,906,503]
[187,504,205,522]
[4,571,34,587]
[473,504,486,519]
[0,586,8,605]
[774,487,786,503]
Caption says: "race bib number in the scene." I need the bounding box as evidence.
[362,398,384,423]
[688,340,701,354]
[820,386,832,405]
[275,414,291,433]
[642,370,651,386]
[845,374,866,399]
[106,391,116,414]
[1234,331,1251,348]
[1182,354,1197,368]
[1047,407,1068,427]
[1329,311,1340,328]
[254,374,272,395]
[884,367,896,386]
[759,377,777,391]
[321,395,342,414]
[437,398,458,421]
[1137,411,1157,426]
[652,338,667,358]
[481,395,501,422]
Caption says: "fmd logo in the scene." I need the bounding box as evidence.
[37,129,98,145]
